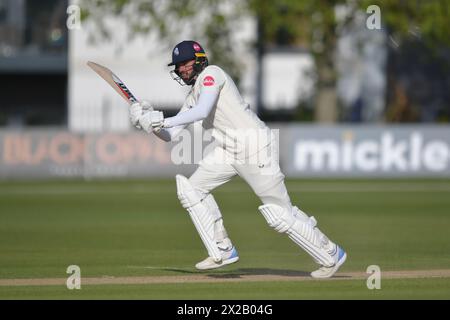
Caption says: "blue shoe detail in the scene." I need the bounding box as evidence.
[337,246,346,261]
[228,247,239,260]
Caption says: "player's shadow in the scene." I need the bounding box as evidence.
[161,267,350,279]
[206,268,311,279]
[162,267,306,278]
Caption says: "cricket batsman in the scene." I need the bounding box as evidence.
[129,40,347,278]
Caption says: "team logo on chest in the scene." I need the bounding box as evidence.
[203,76,215,87]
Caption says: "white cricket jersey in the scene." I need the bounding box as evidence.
[185,65,271,158]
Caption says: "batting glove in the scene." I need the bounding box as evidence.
[150,111,165,133]
[139,110,165,133]
[129,100,154,129]
[129,102,143,128]
[141,100,154,112]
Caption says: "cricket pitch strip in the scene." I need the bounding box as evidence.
[1,269,450,286]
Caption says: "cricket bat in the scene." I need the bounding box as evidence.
[87,61,138,105]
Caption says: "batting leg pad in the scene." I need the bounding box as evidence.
[258,204,336,267]
[176,175,222,262]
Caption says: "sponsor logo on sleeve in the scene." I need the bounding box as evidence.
[203,76,215,87]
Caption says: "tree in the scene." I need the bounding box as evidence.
[81,0,450,122]
[360,0,450,122]
[249,0,349,122]
[79,0,246,83]
[250,0,450,122]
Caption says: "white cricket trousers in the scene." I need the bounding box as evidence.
[188,141,292,211]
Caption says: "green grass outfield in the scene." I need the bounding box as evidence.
[0,178,449,299]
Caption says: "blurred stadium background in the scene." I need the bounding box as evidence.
[0,0,449,299]
[1,0,450,179]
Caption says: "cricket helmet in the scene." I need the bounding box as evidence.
[168,40,209,85]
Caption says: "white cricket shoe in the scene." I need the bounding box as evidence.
[311,246,347,279]
[195,247,239,270]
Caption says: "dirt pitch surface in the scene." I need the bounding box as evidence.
[1,269,450,287]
